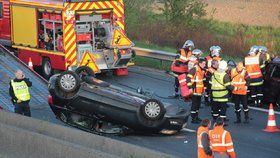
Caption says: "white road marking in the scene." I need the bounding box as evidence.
[227,102,280,115]
[182,128,196,133]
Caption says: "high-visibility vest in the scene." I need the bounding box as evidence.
[188,65,205,95]
[245,55,262,79]
[211,72,230,102]
[197,126,213,158]
[179,49,192,63]
[231,68,247,95]
[209,126,236,158]
[11,80,31,101]
[171,60,188,74]
[207,56,221,68]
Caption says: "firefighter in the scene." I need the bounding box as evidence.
[188,48,203,70]
[187,56,206,124]
[210,60,234,122]
[171,40,194,97]
[206,46,222,68]
[197,118,213,158]
[9,70,32,117]
[244,45,265,107]
[258,46,271,67]
[209,117,236,158]
[231,62,250,123]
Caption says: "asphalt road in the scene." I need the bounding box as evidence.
[101,66,280,158]
[1,50,279,158]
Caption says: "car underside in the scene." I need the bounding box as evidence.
[48,66,189,135]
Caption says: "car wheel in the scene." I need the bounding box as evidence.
[42,58,53,79]
[141,99,165,121]
[58,71,80,93]
[59,112,68,123]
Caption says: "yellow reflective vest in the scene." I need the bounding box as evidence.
[210,72,231,102]
[11,80,30,101]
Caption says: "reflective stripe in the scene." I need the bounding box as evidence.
[211,142,233,147]
[187,74,193,78]
[213,98,228,102]
[235,109,241,112]
[244,109,249,112]
[191,111,197,114]
[250,81,263,86]
[232,81,246,85]
[257,94,263,96]
[227,149,234,152]
[248,72,261,76]
[179,79,186,83]
[245,57,259,65]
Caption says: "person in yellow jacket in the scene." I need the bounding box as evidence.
[210,61,234,122]
[209,117,236,158]
[231,62,251,123]
[197,119,213,158]
[9,70,32,117]
[187,56,206,124]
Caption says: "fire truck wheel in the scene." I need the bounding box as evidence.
[75,66,95,80]
[140,99,165,121]
[57,71,81,93]
[42,58,53,78]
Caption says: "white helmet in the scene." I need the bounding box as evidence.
[209,46,216,52]
[218,60,228,71]
[183,40,195,49]
[211,46,221,57]
[248,45,259,55]
[192,49,203,56]
[259,46,268,53]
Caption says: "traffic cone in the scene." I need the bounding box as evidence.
[263,104,280,133]
[28,57,33,70]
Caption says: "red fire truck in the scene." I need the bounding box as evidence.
[0,0,134,77]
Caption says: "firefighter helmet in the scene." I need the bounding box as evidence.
[182,40,195,49]
[192,49,203,56]
[259,46,268,53]
[248,45,259,55]
[218,60,228,71]
[211,46,221,57]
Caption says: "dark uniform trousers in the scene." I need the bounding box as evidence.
[232,94,249,119]
[15,102,31,117]
[191,95,202,120]
[212,101,227,120]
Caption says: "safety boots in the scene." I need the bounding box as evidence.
[234,112,241,124]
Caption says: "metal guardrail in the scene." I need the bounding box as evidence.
[133,47,176,62]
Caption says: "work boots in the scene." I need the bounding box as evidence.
[234,112,241,124]
[244,111,250,124]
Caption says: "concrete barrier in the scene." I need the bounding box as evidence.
[0,111,175,158]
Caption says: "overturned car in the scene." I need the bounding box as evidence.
[48,67,189,135]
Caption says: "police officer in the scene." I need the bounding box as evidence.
[231,62,250,123]
[9,70,32,117]
[244,46,265,107]
[209,117,236,158]
[197,119,213,158]
[171,40,194,97]
[186,56,206,123]
[210,61,234,122]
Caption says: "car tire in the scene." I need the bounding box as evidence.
[57,71,80,93]
[42,58,53,79]
[140,99,165,121]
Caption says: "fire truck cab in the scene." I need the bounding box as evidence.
[0,0,134,78]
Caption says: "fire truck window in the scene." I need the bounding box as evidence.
[0,3,3,18]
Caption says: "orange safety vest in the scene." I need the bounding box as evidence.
[171,60,188,74]
[179,49,192,63]
[209,126,236,158]
[207,56,222,68]
[191,65,205,95]
[231,68,247,95]
[197,126,213,158]
[245,55,262,79]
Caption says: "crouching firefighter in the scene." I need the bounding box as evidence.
[186,57,206,124]
[171,40,194,97]
[231,62,251,123]
[210,60,234,122]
